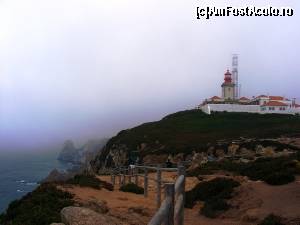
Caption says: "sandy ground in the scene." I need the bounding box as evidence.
[63,172,300,225]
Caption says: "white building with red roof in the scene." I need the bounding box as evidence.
[198,69,300,115]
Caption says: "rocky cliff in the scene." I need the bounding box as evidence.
[91,110,300,172]
[58,139,108,165]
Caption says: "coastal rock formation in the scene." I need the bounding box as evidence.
[61,207,120,225]
[58,140,79,163]
[58,139,107,165]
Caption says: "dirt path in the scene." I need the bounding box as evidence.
[63,173,300,225]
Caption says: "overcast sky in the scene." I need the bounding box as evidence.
[0,0,299,151]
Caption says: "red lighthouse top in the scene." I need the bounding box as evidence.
[224,70,232,83]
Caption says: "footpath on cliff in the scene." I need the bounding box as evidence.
[58,171,300,225]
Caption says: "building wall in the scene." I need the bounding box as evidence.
[201,104,260,114]
[257,97,269,106]
[260,106,291,114]
[201,104,297,115]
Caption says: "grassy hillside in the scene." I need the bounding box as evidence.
[91,110,300,170]
[106,110,300,155]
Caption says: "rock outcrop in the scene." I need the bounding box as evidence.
[90,110,300,172]
[58,140,79,163]
[58,139,107,165]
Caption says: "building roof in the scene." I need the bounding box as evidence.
[262,101,288,107]
[269,96,285,101]
[256,95,268,98]
[210,96,221,100]
[239,97,250,101]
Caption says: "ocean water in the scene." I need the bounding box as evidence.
[0,150,71,213]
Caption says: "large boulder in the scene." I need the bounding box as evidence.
[228,144,239,155]
[84,199,109,214]
[255,145,264,154]
[215,149,225,158]
[61,207,120,225]
[262,146,275,157]
[188,152,208,170]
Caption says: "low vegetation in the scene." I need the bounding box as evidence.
[92,110,300,170]
[188,156,300,185]
[185,178,240,218]
[66,174,113,191]
[258,214,284,225]
[66,174,102,189]
[104,111,300,156]
[0,184,74,225]
[119,183,144,194]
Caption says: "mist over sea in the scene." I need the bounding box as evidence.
[0,150,71,213]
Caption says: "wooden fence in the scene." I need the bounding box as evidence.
[110,164,186,225]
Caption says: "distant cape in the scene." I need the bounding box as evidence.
[58,138,108,165]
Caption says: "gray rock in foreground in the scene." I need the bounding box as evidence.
[61,207,120,225]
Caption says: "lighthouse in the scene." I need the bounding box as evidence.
[221,70,235,100]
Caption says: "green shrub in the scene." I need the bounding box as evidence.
[119,183,144,194]
[185,178,240,209]
[0,184,74,225]
[66,174,113,190]
[201,199,229,218]
[189,157,298,186]
[264,172,295,185]
[258,214,284,225]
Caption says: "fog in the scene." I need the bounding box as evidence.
[0,0,299,151]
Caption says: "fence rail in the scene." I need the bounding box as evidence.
[110,163,186,225]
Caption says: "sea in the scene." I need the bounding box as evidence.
[0,150,72,213]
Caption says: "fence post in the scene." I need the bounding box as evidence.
[111,174,115,186]
[122,172,126,186]
[144,168,148,197]
[156,167,162,209]
[128,167,132,183]
[118,174,122,188]
[134,167,139,185]
[175,165,185,225]
[164,183,175,225]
